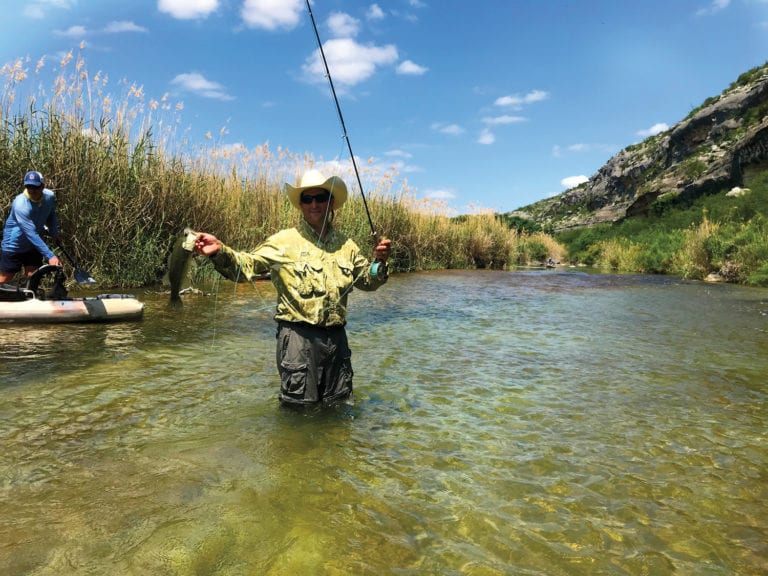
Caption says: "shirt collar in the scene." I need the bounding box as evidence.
[298,219,337,244]
[24,189,43,205]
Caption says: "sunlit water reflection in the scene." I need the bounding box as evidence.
[1,269,766,575]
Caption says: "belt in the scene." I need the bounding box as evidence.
[278,320,345,332]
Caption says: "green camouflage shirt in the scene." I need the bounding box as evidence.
[209,221,387,326]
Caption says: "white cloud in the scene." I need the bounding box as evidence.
[24,6,46,18]
[158,0,219,20]
[23,0,75,19]
[397,60,427,75]
[561,175,588,188]
[312,159,350,177]
[56,20,148,38]
[636,122,669,137]
[37,0,74,7]
[303,38,398,87]
[383,159,422,174]
[553,142,617,158]
[103,21,148,34]
[482,115,526,125]
[367,4,385,20]
[327,12,360,37]
[56,25,87,38]
[478,129,495,145]
[431,122,464,135]
[171,72,234,101]
[696,0,730,16]
[494,89,548,109]
[375,149,422,175]
[424,188,456,200]
[398,163,422,174]
[385,149,413,158]
[241,0,303,29]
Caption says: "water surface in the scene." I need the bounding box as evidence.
[1,269,766,575]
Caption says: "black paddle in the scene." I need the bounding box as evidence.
[56,240,97,284]
[43,225,97,284]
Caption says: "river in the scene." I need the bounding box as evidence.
[1,269,766,575]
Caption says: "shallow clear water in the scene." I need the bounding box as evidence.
[1,269,767,575]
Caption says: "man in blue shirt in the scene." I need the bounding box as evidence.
[0,171,62,283]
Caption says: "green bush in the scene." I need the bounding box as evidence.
[747,262,768,287]
[521,239,548,263]
[556,183,768,285]
[681,158,708,181]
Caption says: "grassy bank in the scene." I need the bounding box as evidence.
[556,170,768,286]
[1,50,562,287]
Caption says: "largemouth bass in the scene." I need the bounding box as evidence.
[164,228,197,303]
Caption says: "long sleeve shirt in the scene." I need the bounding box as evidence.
[209,221,387,327]
[1,189,60,260]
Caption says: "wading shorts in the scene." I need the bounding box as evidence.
[0,249,44,274]
[276,321,354,405]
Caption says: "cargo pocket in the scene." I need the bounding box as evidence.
[325,351,354,402]
[308,263,326,296]
[336,258,355,290]
[294,262,326,297]
[294,263,314,297]
[280,360,308,401]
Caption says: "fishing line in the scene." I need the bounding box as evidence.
[192,3,388,340]
[209,273,220,349]
[232,251,275,313]
[305,0,377,241]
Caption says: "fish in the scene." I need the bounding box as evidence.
[164,227,197,304]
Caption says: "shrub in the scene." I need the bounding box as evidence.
[672,216,719,279]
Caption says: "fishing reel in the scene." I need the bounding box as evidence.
[370,260,388,279]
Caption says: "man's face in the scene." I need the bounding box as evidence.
[26,185,43,201]
[300,187,334,228]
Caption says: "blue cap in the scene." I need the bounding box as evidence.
[24,171,44,187]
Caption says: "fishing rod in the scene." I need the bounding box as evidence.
[305,0,377,241]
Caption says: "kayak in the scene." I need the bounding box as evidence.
[0,265,144,324]
[0,290,144,324]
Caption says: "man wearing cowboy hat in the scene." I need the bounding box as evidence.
[193,169,392,406]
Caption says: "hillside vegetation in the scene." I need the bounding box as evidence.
[557,172,768,285]
[514,61,768,286]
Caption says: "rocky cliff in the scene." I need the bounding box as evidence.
[513,62,768,231]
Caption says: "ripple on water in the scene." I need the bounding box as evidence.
[1,270,767,574]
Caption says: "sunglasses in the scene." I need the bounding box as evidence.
[300,192,331,205]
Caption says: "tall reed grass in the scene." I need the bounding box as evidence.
[1,50,564,287]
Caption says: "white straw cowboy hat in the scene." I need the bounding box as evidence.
[285,169,348,209]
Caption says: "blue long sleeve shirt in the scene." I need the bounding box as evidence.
[1,189,60,260]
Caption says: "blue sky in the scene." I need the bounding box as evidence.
[1,0,767,214]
